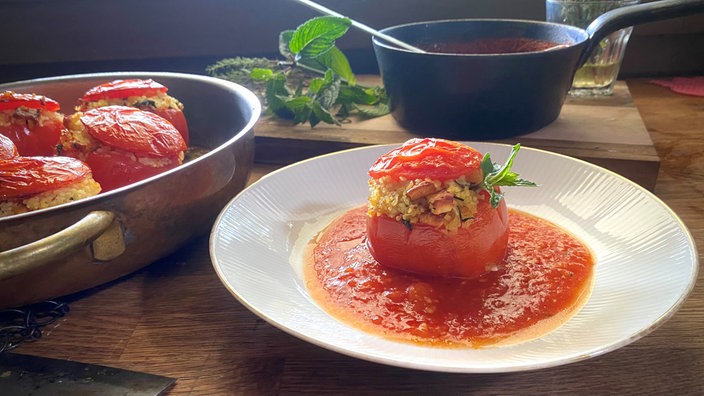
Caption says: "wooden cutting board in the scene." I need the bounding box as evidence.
[254,79,660,191]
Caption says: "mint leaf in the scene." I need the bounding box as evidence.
[283,18,355,86]
[309,100,338,126]
[265,74,293,117]
[316,71,340,109]
[250,68,275,81]
[308,77,326,94]
[337,85,380,105]
[283,96,312,124]
[279,30,295,59]
[353,102,391,118]
[289,16,351,60]
[307,46,356,86]
[481,144,536,207]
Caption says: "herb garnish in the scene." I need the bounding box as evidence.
[480,144,537,208]
[206,16,389,127]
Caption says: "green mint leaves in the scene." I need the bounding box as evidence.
[288,17,354,79]
[206,16,389,127]
[481,144,537,207]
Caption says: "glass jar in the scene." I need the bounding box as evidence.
[546,0,640,96]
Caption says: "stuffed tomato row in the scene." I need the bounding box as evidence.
[0,80,189,217]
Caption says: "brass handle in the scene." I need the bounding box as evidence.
[0,211,125,281]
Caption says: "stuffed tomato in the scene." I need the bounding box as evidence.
[77,79,189,144]
[0,91,66,156]
[0,156,101,217]
[62,105,187,192]
[366,138,533,279]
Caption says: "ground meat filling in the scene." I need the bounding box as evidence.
[368,176,481,232]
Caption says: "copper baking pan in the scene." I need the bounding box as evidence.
[0,72,260,308]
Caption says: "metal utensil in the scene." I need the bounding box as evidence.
[0,353,175,395]
[289,0,426,53]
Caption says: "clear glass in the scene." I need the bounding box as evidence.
[546,0,640,96]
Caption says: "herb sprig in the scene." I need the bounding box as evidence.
[480,144,537,207]
[206,16,389,127]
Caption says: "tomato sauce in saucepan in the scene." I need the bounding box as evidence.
[305,206,595,348]
[420,38,567,54]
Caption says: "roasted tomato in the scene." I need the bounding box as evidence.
[0,92,60,112]
[83,149,177,192]
[71,105,187,192]
[366,138,514,279]
[0,91,64,156]
[151,107,189,144]
[78,79,190,144]
[0,133,18,159]
[0,156,93,198]
[368,138,484,182]
[80,106,187,156]
[80,79,168,101]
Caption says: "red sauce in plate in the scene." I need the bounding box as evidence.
[420,38,568,54]
[305,206,595,348]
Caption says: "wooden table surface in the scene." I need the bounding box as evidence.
[12,79,704,395]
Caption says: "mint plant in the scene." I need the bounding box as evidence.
[207,16,389,127]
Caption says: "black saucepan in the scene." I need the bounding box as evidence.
[372,0,704,139]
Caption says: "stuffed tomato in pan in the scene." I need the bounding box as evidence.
[0,71,259,309]
[0,156,101,216]
[0,91,66,156]
[76,79,190,144]
[366,138,535,278]
[62,105,187,192]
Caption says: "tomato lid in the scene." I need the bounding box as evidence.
[368,138,483,181]
[81,79,168,101]
[0,156,91,198]
[0,91,61,112]
[79,105,187,156]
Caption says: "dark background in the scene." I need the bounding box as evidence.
[1,0,702,83]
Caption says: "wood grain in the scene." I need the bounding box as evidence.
[12,79,704,395]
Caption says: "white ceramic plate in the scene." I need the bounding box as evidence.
[209,142,698,373]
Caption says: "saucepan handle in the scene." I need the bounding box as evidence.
[0,211,124,281]
[579,0,704,67]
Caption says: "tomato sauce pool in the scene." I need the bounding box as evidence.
[304,206,595,348]
[419,38,567,54]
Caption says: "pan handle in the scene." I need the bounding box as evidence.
[0,211,124,281]
[580,0,704,67]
